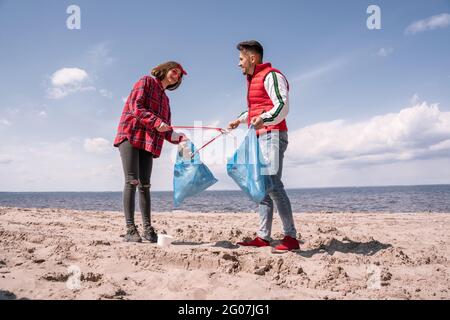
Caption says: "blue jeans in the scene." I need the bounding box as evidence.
[257,131,297,240]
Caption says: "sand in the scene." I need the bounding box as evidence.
[0,206,449,300]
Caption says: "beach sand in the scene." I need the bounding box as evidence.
[0,206,449,300]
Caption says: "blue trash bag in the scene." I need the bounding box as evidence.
[227,126,273,203]
[173,140,218,207]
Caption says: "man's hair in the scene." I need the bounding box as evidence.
[151,61,184,91]
[236,40,264,60]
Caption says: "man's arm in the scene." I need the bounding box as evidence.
[237,110,248,123]
[228,109,248,129]
[260,71,289,125]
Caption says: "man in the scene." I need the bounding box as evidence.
[228,40,299,251]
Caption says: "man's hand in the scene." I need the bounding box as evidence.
[250,116,264,129]
[156,122,171,132]
[227,119,241,130]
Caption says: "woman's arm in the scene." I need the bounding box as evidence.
[127,76,164,129]
[163,110,185,144]
[164,130,185,144]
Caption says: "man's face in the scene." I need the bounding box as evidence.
[238,51,255,76]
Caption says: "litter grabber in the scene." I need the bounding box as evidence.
[170,125,230,158]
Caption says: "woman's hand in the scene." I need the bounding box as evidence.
[156,122,171,132]
[169,131,188,143]
[174,132,188,142]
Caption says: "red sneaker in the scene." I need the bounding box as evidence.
[274,236,300,251]
[237,237,270,247]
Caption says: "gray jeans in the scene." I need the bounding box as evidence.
[257,131,297,240]
[118,139,153,228]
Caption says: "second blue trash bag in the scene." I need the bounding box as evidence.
[173,140,218,207]
[227,126,272,203]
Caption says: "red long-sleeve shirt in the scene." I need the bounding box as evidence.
[113,75,180,157]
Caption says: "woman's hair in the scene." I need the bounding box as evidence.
[151,61,185,91]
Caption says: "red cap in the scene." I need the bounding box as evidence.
[178,64,187,76]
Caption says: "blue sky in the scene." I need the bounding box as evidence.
[1,0,450,191]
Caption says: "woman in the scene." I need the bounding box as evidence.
[113,61,187,243]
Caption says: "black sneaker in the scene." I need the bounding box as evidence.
[142,226,158,243]
[123,225,142,243]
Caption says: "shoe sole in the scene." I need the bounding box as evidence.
[122,238,142,243]
[271,248,301,254]
[237,244,270,248]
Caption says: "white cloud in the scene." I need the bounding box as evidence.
[89,163,117,177]
[6,108,19,116]
[291,56,350,84]
[0,118,11,126]
[47,67,95,99]
[410,93,420,105]
[405,13,450,34]
[47,85,95,99]
[286,101,450,167]
[281,158,450,189]
[2,102,450,191]
[0,154,14,164]
[377,47,393,57]
[99,89,113,98]
[429,139,450,152]
[88,42,115,67]
[51,68,88,87]
[37,111,47,118]
[0,139,122,191]
[47,67,115,99]
[84,137,111,154]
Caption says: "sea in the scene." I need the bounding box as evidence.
[1,185,449,213]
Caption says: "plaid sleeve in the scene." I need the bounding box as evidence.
[163,111,182,144]
[164,130,182,144]
[128,77,163,129]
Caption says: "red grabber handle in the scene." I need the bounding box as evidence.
[170,125,227,134]
[169,125,229,158]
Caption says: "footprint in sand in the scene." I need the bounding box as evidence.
[167,279,182,292]
[192,288,208,299]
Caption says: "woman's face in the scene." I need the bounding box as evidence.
[166,68,182,85]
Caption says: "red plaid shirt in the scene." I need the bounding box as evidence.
[113,75,180,157]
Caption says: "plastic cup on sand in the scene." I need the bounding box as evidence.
[157,234,174,247]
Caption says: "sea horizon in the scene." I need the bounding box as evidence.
[1,184,449,213]
[1,183,449,193]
